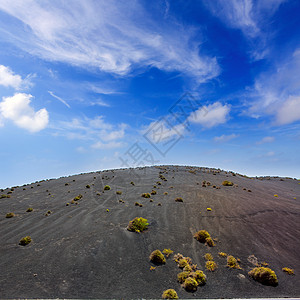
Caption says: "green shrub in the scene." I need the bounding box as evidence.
[177,271,190,283]
[141,193,151,198]
[127,217,149,233]
[218,252,227,257]
[227,255,241,269]
[178,258,189,268]
[164,192,168,195]
[162,248,174,258]
[130,181,135,185]
[190,270,206,285]
[173,253,184,263]
[175,197,183,202]
[207,207,212,211]
[282,267,294,275]
[205,261,217,271]
[162,289,178,299]
[0,194,10,199]
[135,202,143,207]
[149,250,166,264]
[182,277,198,292]
[222,180,233,186]
[5,212,15,218]
[19,236,31,246]
[74,194,83,201]
[205,237,215,247]
[104,185,111,190]
[183,264,193,272]
[151,190,157,195]
[26,208,33,212]
[157,203,162,206]
[194,230,210,243]
[86,185,90,188]
[248,267,278,286]
[204,253,213,261]
[116,191,122,195]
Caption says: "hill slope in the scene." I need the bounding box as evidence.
[0,165,299,298]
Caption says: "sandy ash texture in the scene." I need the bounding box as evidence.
[0,165,299,299]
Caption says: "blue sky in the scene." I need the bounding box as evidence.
[0,0,300,188]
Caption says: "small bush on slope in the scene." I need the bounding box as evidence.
[248,267,278,286]
[127,217,149,233]
[149,250,166,264]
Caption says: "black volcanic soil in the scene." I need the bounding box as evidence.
[0,165,299,299]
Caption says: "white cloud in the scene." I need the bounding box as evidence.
[0,65,23,89]
[266,151,275,157]
[143,119,186,143]
[89,116,112,130]
[248,48,300,125]
[89,99,110,107]
[48,91,70,108]
[276,96,300,125]
[88,84,122,95]
[0,1,219,83]
[0,65,35,91]
[256,136,275,144]
[0,93,49,132]
[143,102,230,144]
[91,141,124,150]
[100,124,127,142]
[214,134,239,143]
[188,102,230,128]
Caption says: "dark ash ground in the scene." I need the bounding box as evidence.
[0,165,299,299]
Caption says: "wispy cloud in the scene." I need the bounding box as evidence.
[53,116,128,150]
[214,133,239,143]
[205,0,286,59]
[89,99,110,107]
[0,93,49,132]
[48,91,70,108]
[247,48,300,125]
[0,1,220,83]
[205,0,259,37]
[143,119,186,143]
[91,141,124,150]
[88,84,123,95]
[256,136,275,144]
[276,96,300,125]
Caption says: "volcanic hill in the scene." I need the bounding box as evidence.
[0,165,299,298]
